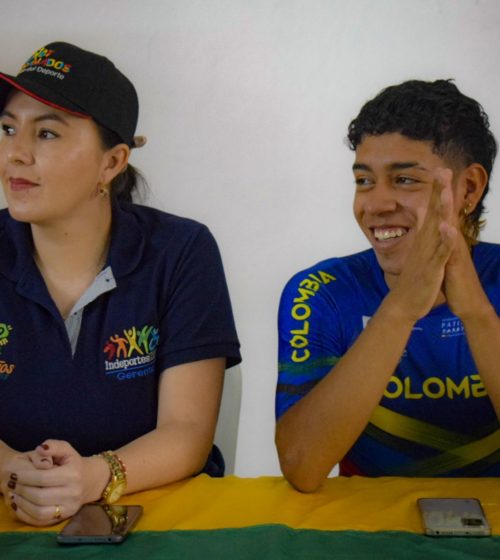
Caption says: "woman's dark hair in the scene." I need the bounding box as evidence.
[96,124,147,203]
[347,79,497,241]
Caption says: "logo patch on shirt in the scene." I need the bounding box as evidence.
[103,325,159,381]
[441,317,464,338]
[0,323,15,380]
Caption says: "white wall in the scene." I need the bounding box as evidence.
[1,0,500,476]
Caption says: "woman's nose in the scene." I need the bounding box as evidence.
[4,134,34,166]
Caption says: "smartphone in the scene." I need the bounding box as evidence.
[417,498,491,537]
[57,504,143,544]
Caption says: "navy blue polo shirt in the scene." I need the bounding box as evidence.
[0,202,241,465]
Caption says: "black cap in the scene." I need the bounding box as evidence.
[0,42,139,147]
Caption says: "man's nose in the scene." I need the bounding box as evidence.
[363,182,398,214]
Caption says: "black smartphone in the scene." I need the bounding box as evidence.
[417,498,491,537]
[57,504,143,544]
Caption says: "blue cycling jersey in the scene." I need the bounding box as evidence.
[277,244,500,476]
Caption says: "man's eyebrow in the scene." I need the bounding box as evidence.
[352,163,371,172]
[390,162,428,171]
[0,109,70,126]
[352,162,429,172]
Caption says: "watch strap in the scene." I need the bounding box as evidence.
[100,451,127,504]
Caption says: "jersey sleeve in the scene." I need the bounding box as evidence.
[156,225,241,371]
[276,263,345,419]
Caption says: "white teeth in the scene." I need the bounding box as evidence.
[373,228,407,241]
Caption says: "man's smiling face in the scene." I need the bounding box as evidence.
[352,133,458,281]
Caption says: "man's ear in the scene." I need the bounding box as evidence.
[459,163,488,212]
[100,144,130,185]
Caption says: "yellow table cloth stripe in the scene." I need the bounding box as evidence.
[1,475,499,534]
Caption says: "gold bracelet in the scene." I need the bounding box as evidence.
[100,451,127,504]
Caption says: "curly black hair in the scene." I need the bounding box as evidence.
[347,79,497,240]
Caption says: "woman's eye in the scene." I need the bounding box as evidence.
[38,129,58,140]
[1,123,15,136]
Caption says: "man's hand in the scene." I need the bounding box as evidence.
[388,168,457,322]
[430,170,491,320]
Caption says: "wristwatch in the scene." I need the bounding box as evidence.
[100,451,127,504]
[103,504,128,533]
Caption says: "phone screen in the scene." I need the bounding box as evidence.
[417,498,491,537]
[57,504,143,544]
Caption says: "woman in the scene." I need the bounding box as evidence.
[0,42,241,525]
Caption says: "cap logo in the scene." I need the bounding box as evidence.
[19,47,72,80]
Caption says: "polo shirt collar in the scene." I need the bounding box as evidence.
[107,200,145,278]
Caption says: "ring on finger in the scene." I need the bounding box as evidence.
[53,504,62,519]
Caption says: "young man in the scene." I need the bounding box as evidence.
[276,80,500,492]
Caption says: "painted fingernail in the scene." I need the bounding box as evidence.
[7,480,16,490]
[41,444,50,450]
[10,473,18,481]
[11,502,17,511]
